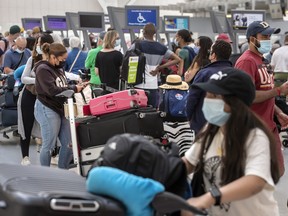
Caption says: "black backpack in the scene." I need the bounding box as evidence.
[90,133,187,197]
[120,42,146,85]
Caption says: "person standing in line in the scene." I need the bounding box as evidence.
[65,36,87,74]
[182,68,280,216]
[130,23,181,108]
[85,31,106,88]
[2,36,31,74]
[95,30,123,90]
[34,42,85,169]
[19,34,54,165]
[186,40,232,136]
[184,36,213,84]
[235,21,288,176]
[0,25,21,65]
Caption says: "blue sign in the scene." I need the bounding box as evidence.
[127,9,157,27]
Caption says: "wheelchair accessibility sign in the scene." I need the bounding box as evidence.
[127,9,157,26]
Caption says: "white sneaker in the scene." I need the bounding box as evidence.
[51,155,59,165]
[21,156,31,166]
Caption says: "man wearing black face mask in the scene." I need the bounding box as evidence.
[235,21,288,176]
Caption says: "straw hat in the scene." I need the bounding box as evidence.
[159,74,189,90]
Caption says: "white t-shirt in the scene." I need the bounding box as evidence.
[185,128,279,216]
[271,45,288,73]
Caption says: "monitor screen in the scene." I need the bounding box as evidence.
[231,10,266,31]
[163,16,190,32]
[21,18,42,30]
[78,12,104,32]
[125,6,159,28]
[46,16,67,31]
[66,12,80,30]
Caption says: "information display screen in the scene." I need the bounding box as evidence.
[78,12,104,32]
[46,16,67,31]
[163,16,189,32]
[231,10,266,30]
[22,18,42,30]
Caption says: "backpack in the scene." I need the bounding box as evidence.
[90,133,187,197]
[164,89,188,118]
[182,46,196,64]
[121,42,146,85]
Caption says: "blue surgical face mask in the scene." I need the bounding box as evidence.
[114,39,121,48]
[256,39,271,54]
[36,45,43,55]
[202,98,231,127]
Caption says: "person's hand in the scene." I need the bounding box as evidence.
[276,112,288,130]
[149,66,160,76]
[184,71,193,83]
[279,81,288,95]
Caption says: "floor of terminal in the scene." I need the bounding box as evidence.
[0,131,287,215]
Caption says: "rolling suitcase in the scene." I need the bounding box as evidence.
[76,107,166,176]
[89,89,148,116]
[0,164,125,216]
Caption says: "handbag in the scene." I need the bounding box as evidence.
[74,85,92,117]
[26,84,36,95]
[190,165,206,197]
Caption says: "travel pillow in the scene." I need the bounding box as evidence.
[86,167,164,216]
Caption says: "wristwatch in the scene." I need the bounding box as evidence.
[209,184,222,206]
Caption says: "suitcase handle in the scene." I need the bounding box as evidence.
[104,98,117,110]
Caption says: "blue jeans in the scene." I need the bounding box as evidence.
[34,99,72,169]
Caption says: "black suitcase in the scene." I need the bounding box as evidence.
[0,164,125,216]
[1,107,17,126]
[77,107,166,150]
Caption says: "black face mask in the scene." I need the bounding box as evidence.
[55,60,66,69]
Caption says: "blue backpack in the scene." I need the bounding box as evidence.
[164,89,188,118]
[182,46,196,64]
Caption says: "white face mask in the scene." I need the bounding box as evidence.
[202,98,231,126]
[36,45,43,55]
[16,48,24,54]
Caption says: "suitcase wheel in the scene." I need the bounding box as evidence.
[137,113,146,119]
[159,112,166,118]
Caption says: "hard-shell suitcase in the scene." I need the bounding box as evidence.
[89,89,148,116]
[0,164,125,216]
[77,107,166,150]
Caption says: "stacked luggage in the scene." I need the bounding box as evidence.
[69,89,167,176]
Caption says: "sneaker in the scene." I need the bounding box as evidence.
[51,155,59,165]
[21,156,31,166]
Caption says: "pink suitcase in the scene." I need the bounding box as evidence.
[89,89,148,116]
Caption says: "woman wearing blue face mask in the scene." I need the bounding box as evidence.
[182,68,280,216]
[95,30,123,90]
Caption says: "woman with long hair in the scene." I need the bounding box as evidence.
[19,33,54,165]
[182,68,280,216]
[184,36,213,83]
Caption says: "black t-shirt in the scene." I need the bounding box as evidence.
[95,50,123,89]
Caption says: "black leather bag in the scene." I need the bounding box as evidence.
[191,165,206,197]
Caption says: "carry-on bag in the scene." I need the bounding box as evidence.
[0,164,125,216]
[89,89,148,116]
